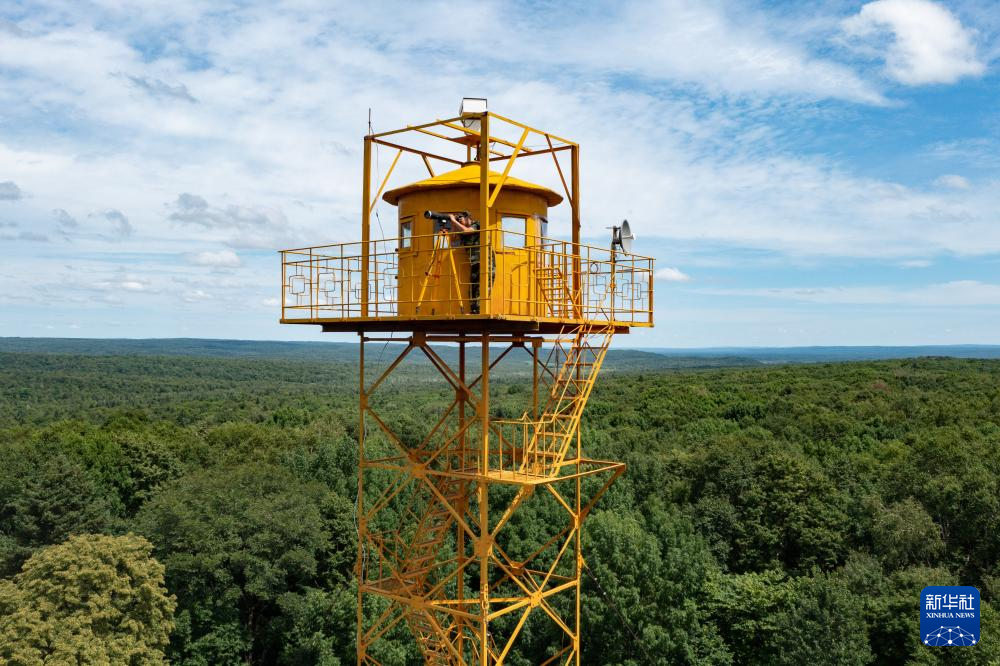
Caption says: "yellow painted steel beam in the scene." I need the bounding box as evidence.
[438,119,537,155]
[361,138,371,317]
[487,111,577,147]
[369,149,402,213]
[409,125,507,158]
[546,134,573,208]
[487,144,571,162]
[370,115,466,139]
[370,137,464,166]
[487,127,530,209]
[421,154,435,177]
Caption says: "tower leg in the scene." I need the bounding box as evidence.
[357,333,366,665]
[478,334,490,666]
[457,341,466,662]
[355,330,621,666]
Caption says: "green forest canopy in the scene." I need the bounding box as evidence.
[0,348,998,665]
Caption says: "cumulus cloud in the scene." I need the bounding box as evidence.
[100,209,133,240]
[933,174,970,189]
[125,75,196,103]
[182,289,212,303]
[80,269,154,295]
[531,1,886,104]
[0,181,24,200]
[1,1,998,343]
[188,249,241,268]
[169,193,288,231]
[0,228,48,242]
[899,259,931,268]
[655,266,693,282]
[52,208,78,227]
[842,0,985,85]
[168,193,293,249]
[699,280,1000,306]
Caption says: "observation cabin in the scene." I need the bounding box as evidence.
[279,99,654,335]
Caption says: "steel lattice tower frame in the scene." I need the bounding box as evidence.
[279,108,654,665]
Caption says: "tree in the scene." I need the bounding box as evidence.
[274,586,356,665]
[870,497,944,570]
[0,533,175,664]
[684,437,851,573]
[0,447,113,577]
[135,463,356,665]
[581,508,731,665]
[771,572,873,666]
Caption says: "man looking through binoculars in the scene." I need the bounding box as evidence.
[424,210,493,314]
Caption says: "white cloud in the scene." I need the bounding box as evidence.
[182,289,212,303]
[898,259,931,268]
[0,228,47,242]
[52,208,78,228]
[87,272,153,294]
[655,266,693,282]
[530,1,885,104]
[700,280,1000,306]
[93,209,133,240]
[933,174,970,189]
[0,1,997,344]
[0,180,24,200]
[0,3,993,267]
[124,75,196,103]
[188,249,241,268]
[169,193,286,231]
[842,0,985,85]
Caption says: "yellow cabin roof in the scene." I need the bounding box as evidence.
[382,164,563,207]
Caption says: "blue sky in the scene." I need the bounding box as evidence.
[1,0,998,347]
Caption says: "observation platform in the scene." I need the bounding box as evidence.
[279,230,654,335]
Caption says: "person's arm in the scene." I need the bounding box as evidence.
[449,214,472,233]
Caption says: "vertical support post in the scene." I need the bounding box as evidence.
[457,341,467,661]
[479,114,491,316]
[310,248,316,320]
[574,427,582,666]
[362,136,372,318]
[532,339,540,420]
[648,266,655,325]
[279,251,285,320]
[571,145,581,318]
[478,333,491,666]
[356,333,366,665]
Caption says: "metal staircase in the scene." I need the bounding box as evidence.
[401,475,466,664]
[522,323,614,476]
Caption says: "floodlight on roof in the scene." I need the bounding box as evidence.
[460,97,487,130]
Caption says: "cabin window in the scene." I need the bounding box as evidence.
[535,214,548,239]
[501,215,528,247]
[400,218,412,249]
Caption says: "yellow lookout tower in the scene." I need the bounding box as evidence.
[280,100,654,665]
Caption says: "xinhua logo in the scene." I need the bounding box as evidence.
[920,586,980,647]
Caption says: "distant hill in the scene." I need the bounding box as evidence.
[0,337,363,362]
[647,345,1000,363]
[0,337,761,370]
[3,338,997,369]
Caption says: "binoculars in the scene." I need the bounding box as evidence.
[424,210,470,231]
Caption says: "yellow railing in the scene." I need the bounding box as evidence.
[280,230,653,326]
